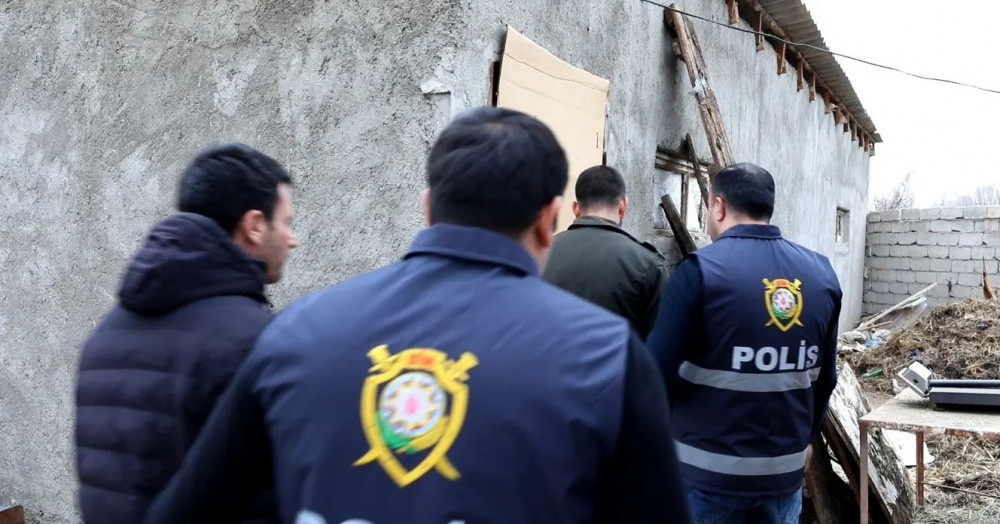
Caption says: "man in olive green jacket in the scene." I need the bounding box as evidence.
[544,166,668,338]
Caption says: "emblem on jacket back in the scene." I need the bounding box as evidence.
[763,278,804,332]
[355,345,478,487]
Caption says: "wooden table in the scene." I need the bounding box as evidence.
[859,390,1000,524]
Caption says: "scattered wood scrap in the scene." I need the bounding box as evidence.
[0,506,25,524]
[822,364,915,523]
[857,283,937,331]
[984,268,996,300]
[807,434,860,523]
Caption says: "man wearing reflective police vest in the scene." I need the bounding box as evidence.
[647,163,842,524]
[145,107,691,524]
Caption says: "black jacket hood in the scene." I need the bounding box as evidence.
[118,213,268,315]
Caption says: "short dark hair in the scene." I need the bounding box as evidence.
[177,143,292,234]
[426,106,568,235]
[711,162,775,220]
[575,166,625,209]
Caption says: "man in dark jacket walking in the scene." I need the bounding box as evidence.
[544,166,667,338]
[75,144,297,524]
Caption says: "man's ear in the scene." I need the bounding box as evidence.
[572,201,582,218]
[422,189,433,226]
[534,197,563,249]
[712,196,727,223]
[236,209,267,248]
[619,197,629,220]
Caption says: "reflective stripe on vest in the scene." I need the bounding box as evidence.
[678,361,821,392]
[674,441,808,476]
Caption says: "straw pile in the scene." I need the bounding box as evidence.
[845,299,1000,392]
[917,436,1000,523]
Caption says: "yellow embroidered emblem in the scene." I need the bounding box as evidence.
[354,345,478,487]
[763,278,804,332]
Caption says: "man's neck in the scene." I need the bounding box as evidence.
[580,210,621,225]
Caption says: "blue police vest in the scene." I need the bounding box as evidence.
[248,225,631,524]
[672,224,841,497]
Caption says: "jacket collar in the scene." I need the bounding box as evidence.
[717,223,783,240]
[404,224,539,276]
[567,216,637,240]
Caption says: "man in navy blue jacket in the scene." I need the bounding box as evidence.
[647,163,842,524]
[75,144,297,524]
[145,107,690,524]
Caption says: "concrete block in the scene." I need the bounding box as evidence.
[980,220,1000,233]
[907,245,928,258]
[872,281,890,293]
[896,232,917,245]
[988,206,1000,219]
[940,207,963,219]
[873,245,890,257]
[972,259,999,273]
[928,284,950,298]
[920,208,942,220]
[916,232,935,246]
[910,258,930,271]
[958,273,982,287]
[898,271,916,283]
[950,286,971,299]
[890,282,909,295]
[869,257,889,269]
[901,209,921,220]
[928,245,950,258]
[875,221,893,233]
[935,233,960,246]
[909,282,929,295]
[960,232,985,246]
[914,271,937,284]
[890,258,910,270]
[910,221,931,233]
[864,291,878,304]
[930,259,952,272]
[870,210,901,222]
[964,206,990,219]
[985,233,1000,246]
[971,246,996,260]
[889,245,908,257]
[949,247,972,260]
[867,222,875,234]
[877,269,897,282]
[952,260,974,273]
[930,220,955,232]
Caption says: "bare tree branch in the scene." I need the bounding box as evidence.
[872,173,915,211]
[938,185,1000,207]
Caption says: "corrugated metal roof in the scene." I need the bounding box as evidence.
[757,0,881,142]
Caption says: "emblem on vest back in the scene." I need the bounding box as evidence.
[354,345,478,487]
[762,278,804,332]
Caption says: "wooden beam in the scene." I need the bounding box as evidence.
[680,168,690,228]
[726,0,739,24]
[661,194,697,257]
[776,41,787,74]
[685,133,711,208]
[754,11,764,51]
[808,72,817,101]
[665,6,735,174]
[797,60,805,91]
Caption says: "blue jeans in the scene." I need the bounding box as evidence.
[685,487,803,524]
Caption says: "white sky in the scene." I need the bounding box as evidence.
[803,0,1000,207]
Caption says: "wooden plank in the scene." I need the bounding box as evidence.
[826,365,915,523]
[984,268,996,299]
[856,283,936,331]
[776,41,787,75]
[0,506,25,524]
[665,6,735,174]
[807,435,860,523]
[797,60,805,91]
[861,389,1000,440]
[660,194,697,257]
[684,133,711,208]
[754,10,764,51]
[727,0,739,25]
[680,168,689,227]
[809,72,817,101]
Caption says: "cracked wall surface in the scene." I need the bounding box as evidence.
[0,1,870,521]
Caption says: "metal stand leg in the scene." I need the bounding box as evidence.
[916,430,925,506]
[860,421,870,524]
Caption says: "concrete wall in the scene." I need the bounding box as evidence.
[863,207,1000,314]
[0,1,870,521]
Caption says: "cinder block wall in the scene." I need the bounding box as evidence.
[863,207,1000,315]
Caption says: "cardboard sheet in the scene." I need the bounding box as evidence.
[496,27,610,232]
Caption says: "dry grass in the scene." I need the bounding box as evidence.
[845,299,1000,392]
[916,436,1000,523]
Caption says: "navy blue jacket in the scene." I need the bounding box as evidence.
[76,213,278,524]
[145,224,690,524]
[648,224,842,498]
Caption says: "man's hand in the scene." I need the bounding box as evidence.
[804,444,814,473]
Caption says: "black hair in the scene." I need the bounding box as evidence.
[711,162,775,220]
[426,106,568,236]
[177,143,292,234]
[575,165,626,209]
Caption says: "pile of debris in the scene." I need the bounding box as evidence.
[844,299,1000,393]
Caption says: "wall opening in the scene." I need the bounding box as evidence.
[836,208,849,243]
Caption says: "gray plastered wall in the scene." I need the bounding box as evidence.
[0,1,871,521]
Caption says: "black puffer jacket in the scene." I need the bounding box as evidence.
[76,213,277,524]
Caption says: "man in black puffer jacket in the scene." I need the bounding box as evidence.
[75,144,297,524]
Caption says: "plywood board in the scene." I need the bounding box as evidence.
[496,27,610,232]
